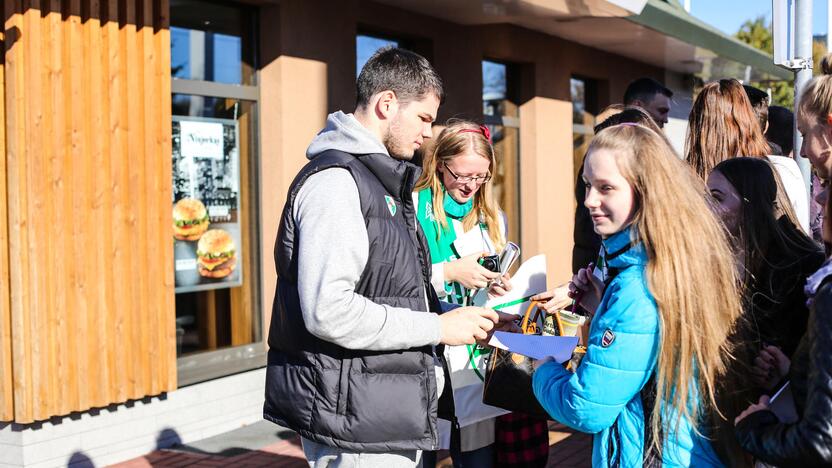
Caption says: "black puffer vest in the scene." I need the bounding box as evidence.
[264,150,443,452]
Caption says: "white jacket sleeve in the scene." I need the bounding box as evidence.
[431,263,448,298]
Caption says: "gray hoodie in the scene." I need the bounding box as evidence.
[292,111,442,350]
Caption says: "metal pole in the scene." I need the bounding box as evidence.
[795,0,814,197]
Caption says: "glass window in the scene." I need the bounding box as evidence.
[483,61,507,116]
[482,60,521,247]
[171,96,260,359]
[170,1,262,385]
[571,78,587,124]
[571,77,595,181]
[170,0,255,85]
[356,35,399,76]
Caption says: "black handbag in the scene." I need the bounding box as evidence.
[482,301,550,419]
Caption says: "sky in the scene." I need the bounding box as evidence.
[690,0,830,37]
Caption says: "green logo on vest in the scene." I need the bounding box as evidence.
[384,195,397,216]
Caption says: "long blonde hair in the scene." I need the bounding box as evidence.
[414,120,505,250]
[589,124,742,449]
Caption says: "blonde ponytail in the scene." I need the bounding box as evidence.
[799,52,832,123]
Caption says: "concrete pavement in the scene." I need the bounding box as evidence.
[109,420,591,467]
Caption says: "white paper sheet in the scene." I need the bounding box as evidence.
[477,254,548,316]
[453,226,489,258]
[488,331,579,362]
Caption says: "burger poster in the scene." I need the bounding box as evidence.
[172,116,243,293]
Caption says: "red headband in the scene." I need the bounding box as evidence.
[458,124,491,143]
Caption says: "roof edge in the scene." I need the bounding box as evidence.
[628,0,792,80]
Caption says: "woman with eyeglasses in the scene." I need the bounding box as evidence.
[414,120,549,468]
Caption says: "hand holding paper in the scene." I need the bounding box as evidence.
[478,254,548,316]
[488,331,579,363]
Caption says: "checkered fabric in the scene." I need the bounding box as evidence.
[495,412,550,467]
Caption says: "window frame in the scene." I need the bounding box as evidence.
[170,1,265,388]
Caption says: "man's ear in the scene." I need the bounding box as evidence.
[630,99,644,108]
[375,90,399,120]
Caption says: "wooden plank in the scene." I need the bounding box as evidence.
[5,0,34,423]
[45,0,72,418]
[26,0,50,423]
[106,0,129,403]
[0,4,15,423]
[122,0,147,401]
[139,0,155,394]
[156,0,176,391]
[79,0,101,408]
[84,0,108,409]
[67,0,87,413]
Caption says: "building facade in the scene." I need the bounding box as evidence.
[0,0,786,466]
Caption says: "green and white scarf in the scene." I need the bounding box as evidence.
[416,187,475,305]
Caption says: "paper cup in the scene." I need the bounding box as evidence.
[557,310,585,337]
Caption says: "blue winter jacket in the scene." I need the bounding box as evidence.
[532,228,724,467]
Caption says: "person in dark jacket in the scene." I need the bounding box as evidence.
[706,158,823,466]
[707,158,823,358]
[733,52,832,467]
[571,104,622,273]
[735,260,832,466]
[263,47,505,468]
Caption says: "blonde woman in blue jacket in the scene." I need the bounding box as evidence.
[533,124,742,466]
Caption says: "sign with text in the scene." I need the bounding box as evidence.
[180,120,224,160]
[172,116,243,293]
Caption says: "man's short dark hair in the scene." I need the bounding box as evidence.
[743,84,770,132]
[356,46,444,108]
[767,105,795,156]
[623,77,673,105]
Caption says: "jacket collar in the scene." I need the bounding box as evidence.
[354,153,421,201]
[805,258,832,304]
[602,226,647,269]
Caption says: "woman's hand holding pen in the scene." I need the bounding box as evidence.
[570,263,604,316]
[751,345,791,391]
[531,262,604,316]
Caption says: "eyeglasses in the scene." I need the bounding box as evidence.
[443,162,491,184]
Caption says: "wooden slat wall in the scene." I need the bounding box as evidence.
[0,16,13,422]
[2,0,175,423]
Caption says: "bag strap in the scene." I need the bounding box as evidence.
[520,301,544,335]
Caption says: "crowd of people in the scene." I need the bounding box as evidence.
[263,45,832,467]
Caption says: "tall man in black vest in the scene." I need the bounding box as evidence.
[264,47,504,467]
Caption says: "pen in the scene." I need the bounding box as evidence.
[770,381,790,404]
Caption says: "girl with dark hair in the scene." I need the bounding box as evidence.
[733,53,832,466]
[706,158,824,466]
[708,158,823,357]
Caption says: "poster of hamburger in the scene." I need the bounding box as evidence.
[172,117,243,293]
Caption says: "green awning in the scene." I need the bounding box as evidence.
[629,0,792,81]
